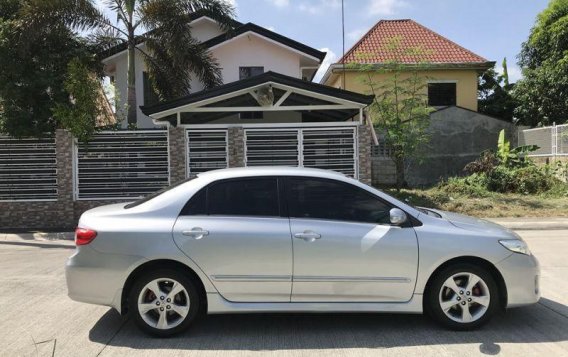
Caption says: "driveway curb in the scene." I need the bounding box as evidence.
[486,218,568,231]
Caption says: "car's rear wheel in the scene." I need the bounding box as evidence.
[426,263,498,330]
[129,269,200,337]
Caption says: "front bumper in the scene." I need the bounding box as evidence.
[496,252,540,308]
[65,245,145,313]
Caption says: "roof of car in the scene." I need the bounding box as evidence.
[197,166,348,180]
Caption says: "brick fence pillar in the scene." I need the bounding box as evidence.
[55,129,76,228]
[169,126,187,184]
[228,127,245,167]
[358,124,372,185]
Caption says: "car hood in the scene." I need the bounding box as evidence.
[425,209,517,238]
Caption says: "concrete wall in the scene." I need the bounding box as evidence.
[372,107,518,187]
[325,69,481,112]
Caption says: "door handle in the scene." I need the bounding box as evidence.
[293,230,321,242]
[182,228,209,240]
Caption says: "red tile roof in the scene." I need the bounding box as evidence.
[339,19,488,65]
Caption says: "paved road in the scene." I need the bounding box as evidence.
[1,230,567,357]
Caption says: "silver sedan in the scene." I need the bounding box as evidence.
[65,167,540,336]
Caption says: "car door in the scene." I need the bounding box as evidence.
[286,177,419,302]
[173,177,292,302]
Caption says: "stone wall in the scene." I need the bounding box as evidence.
[168,127,187,184]
[228,127,245,167]
[357,124,372,185]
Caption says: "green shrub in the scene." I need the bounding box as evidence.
[438,174,490,197]
[486,165,558,194]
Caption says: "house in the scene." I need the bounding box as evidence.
[319,19,517,186]
[102,12,328,128]
[100,12,376,183]
[320,19,494,112]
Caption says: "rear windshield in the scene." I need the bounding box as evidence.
[124,177,195,209]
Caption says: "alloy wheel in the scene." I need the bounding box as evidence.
[438,272,490,324]
[137,278,190,330]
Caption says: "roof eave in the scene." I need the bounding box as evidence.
[331,61,495,71]
[140,71,374,117]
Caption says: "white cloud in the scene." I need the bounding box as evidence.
[495,64,523,83]
[347,28,367,42]
[313,48,338,83]
[298,0,341,15]
[223,0,238,12]
[367,0,407,16]
[267,0,290,7]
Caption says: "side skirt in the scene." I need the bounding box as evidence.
[206,293,424,314]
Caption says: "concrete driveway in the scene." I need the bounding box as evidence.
[1,230,567,357]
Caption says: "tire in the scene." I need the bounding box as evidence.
[425,263,499,331]
[129,269,201,337]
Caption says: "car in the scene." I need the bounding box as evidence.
[65,167,540,336]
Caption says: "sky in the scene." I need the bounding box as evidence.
[95,0,550,83]
[230,0,549,82]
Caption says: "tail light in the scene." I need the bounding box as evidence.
[75,227,97,246]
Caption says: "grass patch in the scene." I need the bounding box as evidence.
[384,183,568,218]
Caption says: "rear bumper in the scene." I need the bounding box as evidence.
[496,252,540,308]
[65,245,145,313]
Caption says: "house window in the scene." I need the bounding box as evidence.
[239,67,264,119]
[143,72,160,106]
[428,82,457,106]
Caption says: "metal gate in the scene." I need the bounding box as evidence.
[244,126,358,178]
[186,130,228,177]
[74,130,169,200]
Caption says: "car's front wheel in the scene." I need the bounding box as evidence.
[426,263,499,330]
[129,269,201,337]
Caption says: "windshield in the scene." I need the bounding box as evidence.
[415,207,442,218]
[124,177,195,209]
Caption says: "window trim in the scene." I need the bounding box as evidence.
[179,176,285,218]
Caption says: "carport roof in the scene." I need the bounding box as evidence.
[140,71,375,120]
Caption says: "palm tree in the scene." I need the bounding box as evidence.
[26,0,236,124]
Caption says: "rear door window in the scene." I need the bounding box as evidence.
[181,178,280,217]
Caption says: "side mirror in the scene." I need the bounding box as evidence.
[390,208,408,226]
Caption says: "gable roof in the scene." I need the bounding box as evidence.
[203,23,326,62]
[99,15,325,63]
[140,71,374,118]
[99,12,243,60]
[339,19,489,65]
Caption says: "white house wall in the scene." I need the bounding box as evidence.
[105,25,312,128]
[190,18,225,42]
[211,34,302,84]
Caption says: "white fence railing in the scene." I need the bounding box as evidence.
[186,130,228,178]
[0,136,57,201]
[244,126,358,178]
[74,130,169,200]
[519,124,568,157]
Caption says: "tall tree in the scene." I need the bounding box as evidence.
[514,0,568,126]
[478,58,516,122]
[8,0,236,126]
[354,37,433,190]
[96,0,236,124]
[0,0,97,137]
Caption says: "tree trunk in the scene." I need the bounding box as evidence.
[126,41,137,125]
[394,155,406,191]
